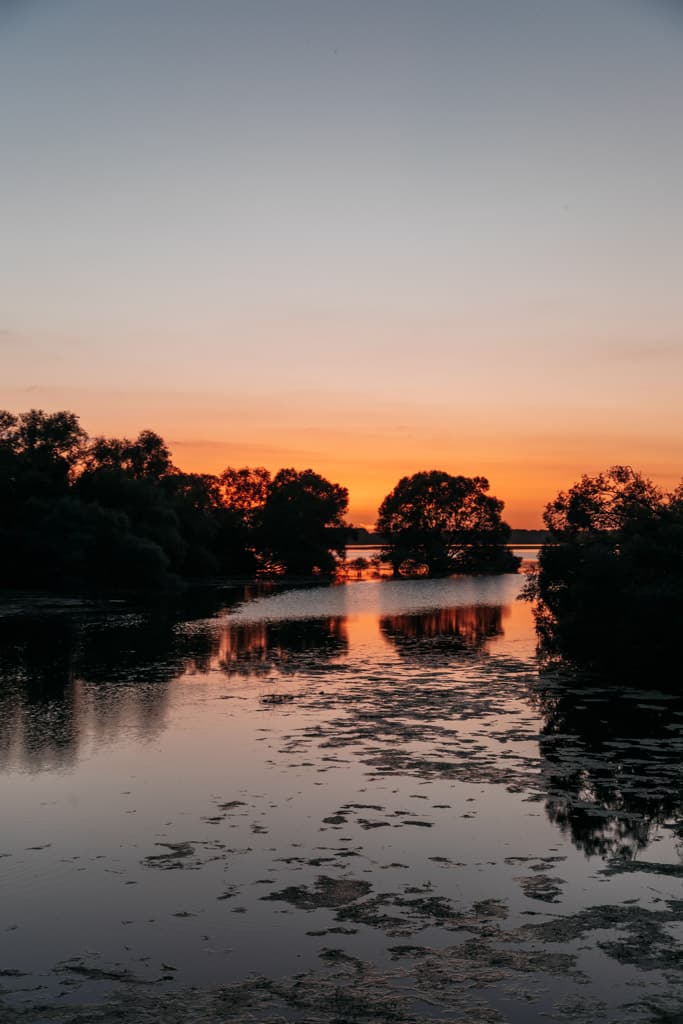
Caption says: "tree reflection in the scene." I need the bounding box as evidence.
[218,617,348,675]
[0,588,350,769]
[0,589,241,771]
[380,605,504,663]
[532,678,683,859]
[0,615,80,770]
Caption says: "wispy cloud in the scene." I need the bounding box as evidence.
[604,342,683,362]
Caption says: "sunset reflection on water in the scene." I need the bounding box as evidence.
[0,576,533,773]
[1,575,682,1023]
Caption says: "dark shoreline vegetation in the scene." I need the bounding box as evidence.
[0,408,520,591]
[2,409,682,684]
[526,466,683,682]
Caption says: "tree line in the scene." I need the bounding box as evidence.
[0,409,348,588]
[2,409,682,684]
[0,408,526,589]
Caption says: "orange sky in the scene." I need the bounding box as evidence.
[3,380,680,527]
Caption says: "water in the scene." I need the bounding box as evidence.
[0,575,681,1023]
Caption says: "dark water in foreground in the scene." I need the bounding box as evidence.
[0,576,682,1023]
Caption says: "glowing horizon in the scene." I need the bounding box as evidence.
[2,385,680,528]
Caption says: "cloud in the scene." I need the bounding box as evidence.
[605,342,683,362]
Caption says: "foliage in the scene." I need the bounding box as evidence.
[85,429,173,481]
[216,466,272,575]
[526,466,683,679]
[376,470,519,576]
[259,468,350,575]
[0,409,351,590]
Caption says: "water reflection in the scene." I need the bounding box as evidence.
[0,615,81,771]
[532,679,683,859]
[218,617,347,675]
[0,587,351,770]
[0,614,175,772]
[2,584,682,867]
[380,605,504,662]
[0,588,249,770]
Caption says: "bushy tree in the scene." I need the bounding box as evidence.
[164,472,224,576]
[85,430,173,481]
[260,468,350,575]
[9,409,87,468]
[219,466,271,520]
[216,466,272,574]
[0,409,360,587]
[527,466,683,679]
[376,470,519,576]
[0,409,87,502]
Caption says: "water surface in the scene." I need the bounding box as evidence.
[0,575,681,1022]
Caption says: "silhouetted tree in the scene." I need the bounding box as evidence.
[0,414,183,588]
[163,472,223,576]
[86,429,173,481]
[9,409,87,468]
[527,466,683,679]
[376,471,519,576]
[219,466,271,520]
[260,468,350,575]
[75,468,182,579]
[216,466,272,574]
[0,410,101,587]
[0,409,356,588]
[0,408,87,501]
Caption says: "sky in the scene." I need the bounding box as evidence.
[2,0,682,526]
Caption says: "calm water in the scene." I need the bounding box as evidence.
[0,575,682,1023]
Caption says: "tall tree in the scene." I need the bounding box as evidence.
[376,470,518,576]
[260,468,349,575]
[217,466,272,574]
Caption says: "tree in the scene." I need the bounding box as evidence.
[0,408,88,501]
[260,468,350,575]
[542,465,663,536]
[164,472,223,576]
[527,466,683,679]
[219,466,271,522]
[376,470,519,576]
[0,410,93,587]
[86,429,173,481]
[216,466,272,575]
[11,409,87,469]
[0,407,357,588]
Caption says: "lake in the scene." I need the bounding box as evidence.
[1,574,682,1023]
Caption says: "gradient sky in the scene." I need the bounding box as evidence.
[2,0,682,525]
